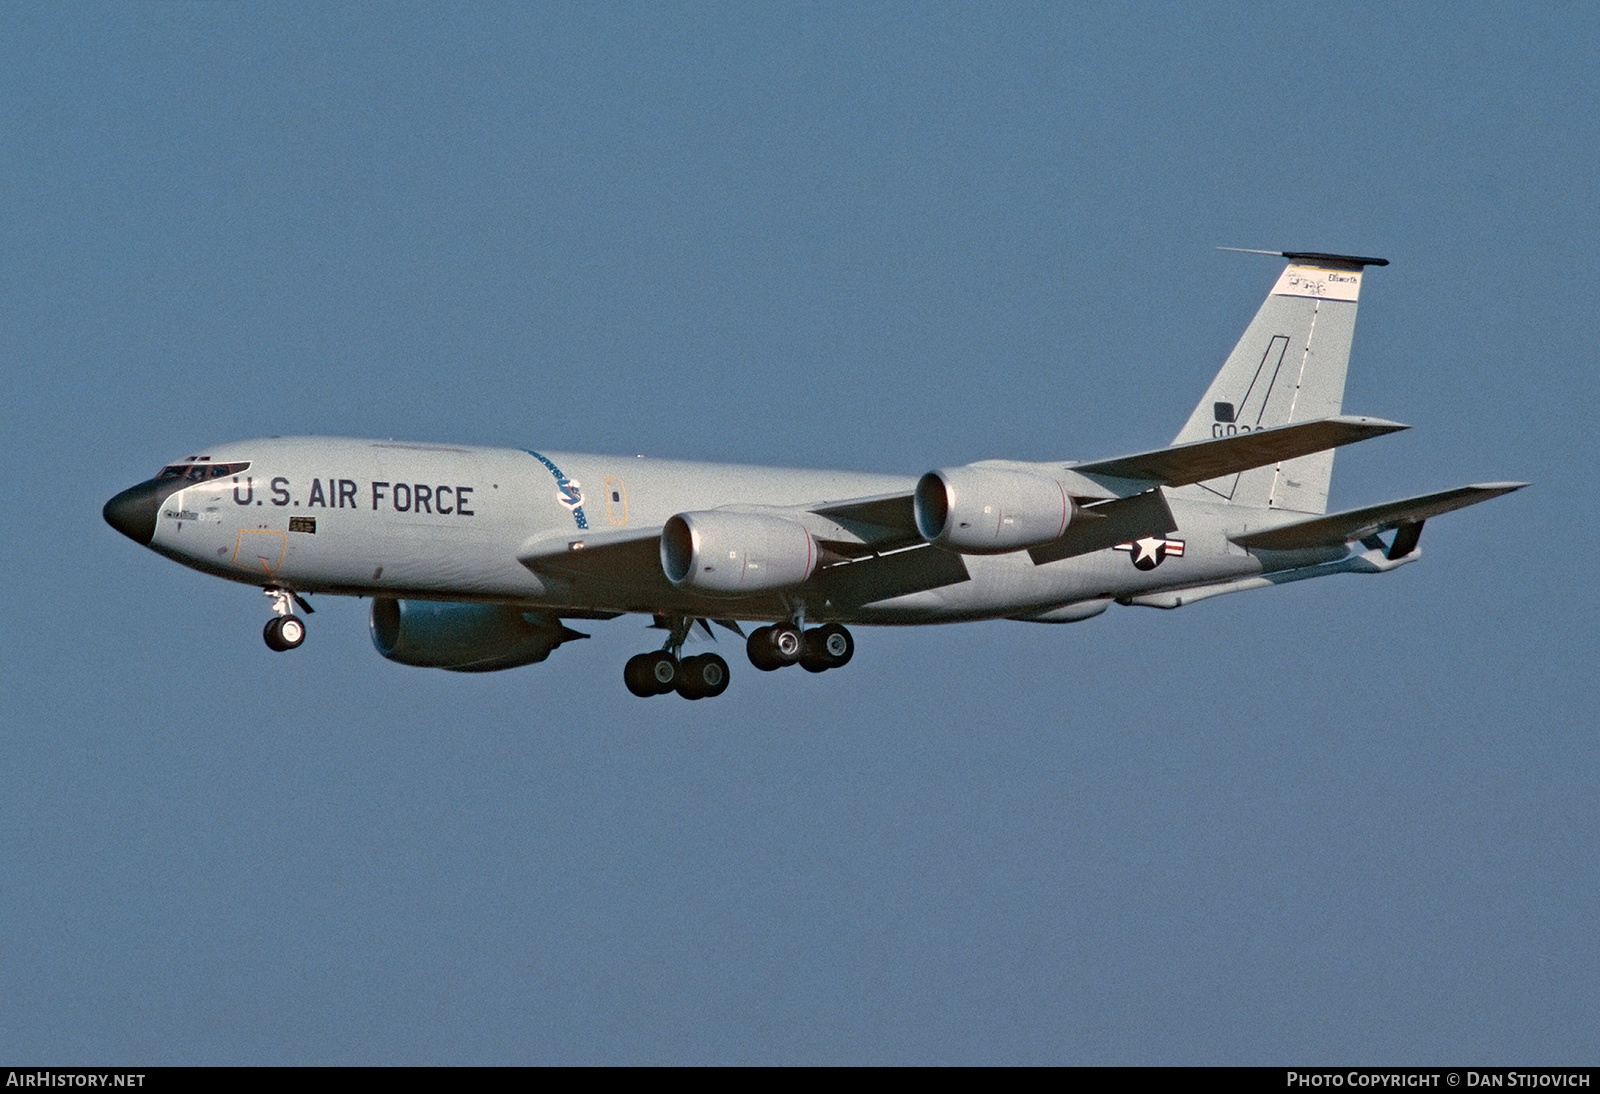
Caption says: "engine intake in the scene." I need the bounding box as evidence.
[661,511,817,595]
[914,467,1076,553]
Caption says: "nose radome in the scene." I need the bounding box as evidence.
[103,479,182,546]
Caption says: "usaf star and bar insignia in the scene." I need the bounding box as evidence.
[1115,536,1186,570]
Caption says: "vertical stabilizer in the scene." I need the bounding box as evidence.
[1170,252,1385,514]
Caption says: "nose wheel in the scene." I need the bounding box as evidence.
[261,586,310,652]
[264,614,306,651]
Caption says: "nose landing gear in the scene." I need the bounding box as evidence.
[261,586,310,652]
[264,614,306,651]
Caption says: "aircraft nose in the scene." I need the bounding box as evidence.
[103,480,171,546]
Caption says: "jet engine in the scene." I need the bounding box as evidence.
[914,466,1076,553]
[660,511,817,595]
[369,598,584,672]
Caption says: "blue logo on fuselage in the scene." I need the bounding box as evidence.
[525,450,589,530]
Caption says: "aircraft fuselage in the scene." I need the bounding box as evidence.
[113,435,1286,626]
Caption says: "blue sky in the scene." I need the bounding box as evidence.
[4,3,1594,1064]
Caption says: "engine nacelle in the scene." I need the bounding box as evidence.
[370,598,581,672]
[914,466,1076,553]
[660,511,817,595]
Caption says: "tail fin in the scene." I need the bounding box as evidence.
[1170,251,1387,514]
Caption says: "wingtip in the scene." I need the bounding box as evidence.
[1332,415,1410,432]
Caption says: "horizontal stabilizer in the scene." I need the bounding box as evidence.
[1229,483,1528,551]
[1073,415,1408,489]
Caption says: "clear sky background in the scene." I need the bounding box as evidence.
[5,2,1594,1065]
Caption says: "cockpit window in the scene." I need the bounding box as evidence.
[156,461,250,481]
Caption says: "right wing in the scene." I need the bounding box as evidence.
[1228,483,1529,552]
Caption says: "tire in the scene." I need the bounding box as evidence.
[799,636,830,673]
[676,655,708,700]
[678,653,730,699]
[263,615,305,652]
[800,624,852,672]
[815,623,853,667]
[747,626,781,671]
[624,652,658,697]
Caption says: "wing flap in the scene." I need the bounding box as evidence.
[1072,415,1408,489]
[811,544,971,607]
[1229,482,1528,551]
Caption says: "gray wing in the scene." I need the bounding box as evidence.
[1228,483,1528,551]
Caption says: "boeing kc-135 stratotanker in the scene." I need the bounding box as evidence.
[104,251,1525,699]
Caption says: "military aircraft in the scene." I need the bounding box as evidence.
[104,251,1524,699]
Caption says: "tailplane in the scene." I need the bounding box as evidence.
[1170,251,1388,514]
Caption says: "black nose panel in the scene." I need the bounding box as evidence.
[103,478,186,546]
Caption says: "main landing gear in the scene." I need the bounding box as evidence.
[624,615,731,701]
[622,613,856,699]
[623,649,731,700]
[746,622,854,673]
[261,586,310,652]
